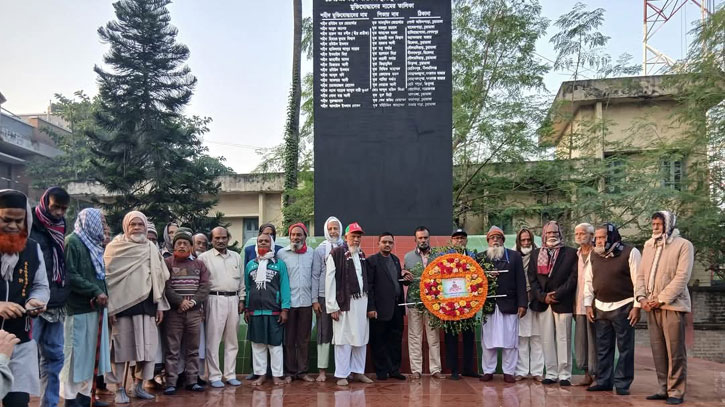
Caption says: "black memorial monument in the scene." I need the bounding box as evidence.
[313,0,452,235]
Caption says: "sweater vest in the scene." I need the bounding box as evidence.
[0,239,41,343]
[591,245,634,303]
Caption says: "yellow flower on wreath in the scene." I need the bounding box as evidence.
[432,303,440,311]
[458,300,466,306]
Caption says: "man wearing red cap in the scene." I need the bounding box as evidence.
[478,226,527,383]
[324,222,374,386]
[277,223,315,382]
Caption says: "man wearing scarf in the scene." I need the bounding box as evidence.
[31,187,70,407]
[60,208,111,407]
[528,221,578,386]
[104,211,169,403]
[404,226,444,380]
[310,216,343,382]
[277,223,314,382]
[243,223,284,266]
[479,226,527,383]
[244,233,290,386]
[198,227,244,388]
[161,230,209,394]
[584,223,641,396]
[573,223,597,386]
[161,222,179,259]
[0,189,50,407]
[514,228,544,382]
[325,222,373,386]
[635,211,692,405]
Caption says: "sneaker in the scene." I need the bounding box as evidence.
[227,378,242,386]
[163,386,176,395]
[186,383,205,392]
[210,380,224,388]
[133,384,155,400]
[114,389,130,404]
[559,380,571,387]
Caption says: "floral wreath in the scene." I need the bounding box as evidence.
[407,246,498,334]
[420,253,487,320]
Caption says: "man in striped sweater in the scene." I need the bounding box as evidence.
[162,231,210,394]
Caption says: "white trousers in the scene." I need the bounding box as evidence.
[334,344,366,379]
[251,342,283,377]
[515,335,545,377]
[481,347,518,375]
[317,342,331,369]
[540,307,572,380]
[205,295,240,381]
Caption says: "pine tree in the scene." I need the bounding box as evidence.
[88,0,230,233]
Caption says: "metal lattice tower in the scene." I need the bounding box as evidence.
[643,0,714,75]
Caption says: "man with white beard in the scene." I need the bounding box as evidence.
[311,216,343,382]
[104,211,170,402]
[514,228,544,382]
[528,221,578,387]
[325,222,374,386]
[478,226,527,383]
[573,223,597,386]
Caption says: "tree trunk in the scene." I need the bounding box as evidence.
[282,0,303,230]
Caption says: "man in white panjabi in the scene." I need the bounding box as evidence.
[478,226,528,383]
[325,222,374,386]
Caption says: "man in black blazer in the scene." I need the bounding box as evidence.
[478,226,528,383]
[528,221,578,386]
[366,232,413,380]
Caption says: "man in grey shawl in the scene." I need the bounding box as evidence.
[60,208,112,407]
[104,211,169,403]
[0,189,50,407]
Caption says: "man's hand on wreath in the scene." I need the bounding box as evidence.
[401,270,414,282]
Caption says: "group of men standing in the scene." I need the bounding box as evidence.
[0,185,695,407]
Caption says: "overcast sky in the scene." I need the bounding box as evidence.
[0,0,710,173]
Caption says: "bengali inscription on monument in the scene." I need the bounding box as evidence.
[316,1,448,109]
[314,0,452,235]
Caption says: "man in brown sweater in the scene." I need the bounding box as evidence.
[162,231,210,394]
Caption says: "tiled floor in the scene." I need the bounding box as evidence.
[40,346,724,407]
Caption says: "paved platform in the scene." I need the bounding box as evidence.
[33,346,724,406]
